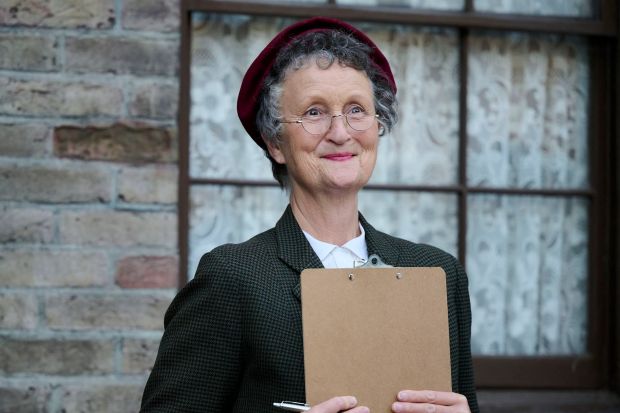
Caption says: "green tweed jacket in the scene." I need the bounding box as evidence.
[141,206,479,413]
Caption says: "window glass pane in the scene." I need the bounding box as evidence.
[467,31,589,189]
[337,0,464,11]
[467,194,588,355]
[190,14,460,185]
[359,191,458,257]
[189,185,289,278]
[190,14,296,180]
[474,0,594,17]
[358,24,459,186]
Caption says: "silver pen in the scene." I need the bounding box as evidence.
[273,401,311,411]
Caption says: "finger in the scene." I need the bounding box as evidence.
[347,407,371,413]
[309,396,368,413]
[397,390,468,406]
[392,401,453,413]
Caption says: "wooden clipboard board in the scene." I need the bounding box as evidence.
[301,265,451,413]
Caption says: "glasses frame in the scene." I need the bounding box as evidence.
[280,113,380,135]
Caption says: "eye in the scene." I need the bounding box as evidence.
[303,107,323,118]
[347,105,368,118]
[347,105,366,115]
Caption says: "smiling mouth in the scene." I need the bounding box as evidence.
[323,153,355,161]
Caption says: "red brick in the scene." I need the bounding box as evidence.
[54,123,177,163]
[0,0,115,29]
[116,256,178,289]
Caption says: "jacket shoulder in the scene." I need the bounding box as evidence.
[204,227,278,270]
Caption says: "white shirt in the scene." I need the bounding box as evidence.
[302,224,369,269]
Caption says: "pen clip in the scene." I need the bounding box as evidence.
[273,401,311,412]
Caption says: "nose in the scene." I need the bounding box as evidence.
[324,114,351,144]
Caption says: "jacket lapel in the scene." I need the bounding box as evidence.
[275,205,323,301]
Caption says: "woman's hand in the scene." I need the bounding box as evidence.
[308,396,369,413]
[392,390,470,413]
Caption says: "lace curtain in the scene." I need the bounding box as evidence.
[188,14,590,355]
[466,31,589,355]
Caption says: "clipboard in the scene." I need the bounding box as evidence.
[301,258,451,412]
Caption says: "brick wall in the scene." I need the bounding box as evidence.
[0,1,180,411]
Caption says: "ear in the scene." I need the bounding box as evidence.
[377,122,386,136]
[264,138,286,165]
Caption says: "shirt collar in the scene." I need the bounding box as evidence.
[302,224,367,262]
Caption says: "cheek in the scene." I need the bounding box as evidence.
[360,135,379,170]
[361,133,379,155]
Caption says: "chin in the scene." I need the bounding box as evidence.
[324,174,369,192]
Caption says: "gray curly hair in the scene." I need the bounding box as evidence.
[256,29,398,188]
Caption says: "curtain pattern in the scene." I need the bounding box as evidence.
[359,23,459,186]
[359,192,458,257]
[190,14,296,180]
[467,31,589,189]
[466,31,589,354]
[189,185,290,280]
[467,195,588,355]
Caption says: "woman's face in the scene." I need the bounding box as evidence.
[267,62,380,197]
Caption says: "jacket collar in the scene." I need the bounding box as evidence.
[275,205,403,300]
[275,205,324,274]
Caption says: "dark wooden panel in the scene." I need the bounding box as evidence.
[477,390,620,413]
[186,0,617,36]
[474,356,601,388]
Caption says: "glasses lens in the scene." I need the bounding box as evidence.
[347,113,375,131]
[299,113,376,134]
[301,115,330,135]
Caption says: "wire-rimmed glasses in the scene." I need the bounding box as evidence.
[279,110,379,135]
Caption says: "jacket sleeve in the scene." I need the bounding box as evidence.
[140,250,243,412]
[455,260,479,413]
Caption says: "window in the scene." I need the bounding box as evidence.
[179,0,616,389]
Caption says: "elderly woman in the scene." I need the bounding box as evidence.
[141,17,478,413]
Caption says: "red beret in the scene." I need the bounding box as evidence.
[237,16,397,150]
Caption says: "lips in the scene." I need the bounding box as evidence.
[322,152,355,161]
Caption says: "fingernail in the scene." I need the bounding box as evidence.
[346,396,357,407]
[398,391,406,400]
